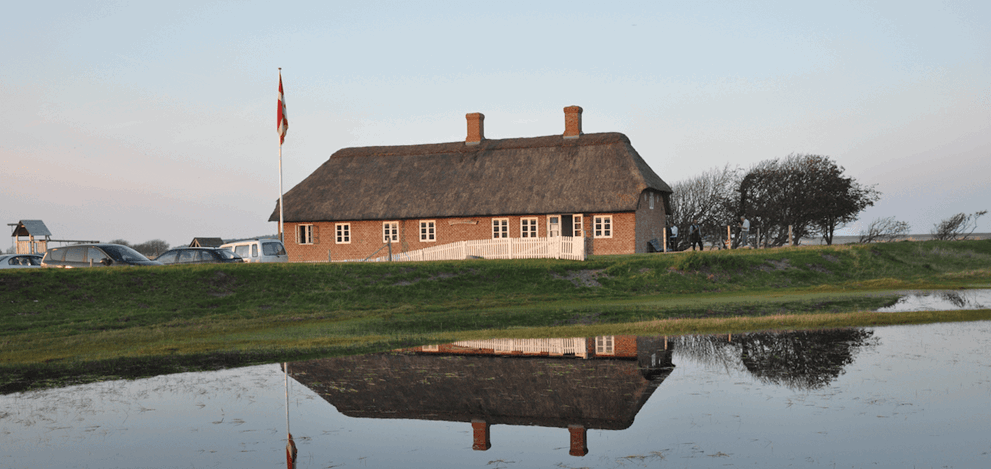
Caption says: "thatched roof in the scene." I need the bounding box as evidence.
[289,350,673,430]
[270,132,672,223]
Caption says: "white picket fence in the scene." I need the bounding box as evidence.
[451,338,588,358]
[361,236,585,262]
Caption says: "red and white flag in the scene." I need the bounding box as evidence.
[277,71,289,145]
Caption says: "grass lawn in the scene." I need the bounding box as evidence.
[2,239,990,393]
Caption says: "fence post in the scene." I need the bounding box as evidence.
[663,229,667,253]
[727,225,732,249]
[788,225,793,246]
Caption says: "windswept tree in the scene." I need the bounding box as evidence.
[669,164,741,249]
[859,217,910,243]
[931,210,987,240]
[739,154,879,246]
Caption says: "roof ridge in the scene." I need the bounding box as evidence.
[332,132,631,159]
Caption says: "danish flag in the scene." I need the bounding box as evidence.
[277,71,288,145]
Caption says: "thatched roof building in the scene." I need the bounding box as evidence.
[272,106,673,260]
[270,132,671,223]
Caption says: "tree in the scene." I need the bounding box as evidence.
[739,154,879,246]
[669,165,741,250]
[858,217,911,243]
[931,210,987,241]
[132,239,170,257]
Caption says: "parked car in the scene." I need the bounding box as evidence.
[219,239,288,263]
[0,254,43,269]
[41,244,163,268]
[154,247,244,265]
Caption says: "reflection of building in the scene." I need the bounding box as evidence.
[290,336,674,457]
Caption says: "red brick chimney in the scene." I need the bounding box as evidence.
[471,420,491,451]
[568,425,588,456]
[563,106,583,139]
[466,112,485,145]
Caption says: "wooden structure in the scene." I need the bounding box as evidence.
[188,237,225,248]
[8,220,52,254]
[271,106,672,262]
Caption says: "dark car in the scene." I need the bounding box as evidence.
[0,254,43,269]
[154,247,244,265]
[41,244,163,268]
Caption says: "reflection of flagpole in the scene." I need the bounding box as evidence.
[285,361,296,468]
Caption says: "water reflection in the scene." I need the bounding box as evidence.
[674,329,877,390]
[878,288,991,312]
[289,337,675,456]
[3,322,990,468]
[287,331,876,456]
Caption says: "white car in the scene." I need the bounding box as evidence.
[0,254,43,269]
[219,239,288,263]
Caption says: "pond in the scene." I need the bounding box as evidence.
[2,321,990,468]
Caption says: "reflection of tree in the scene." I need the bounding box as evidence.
[673,329,877,391]
[734,329,876,390]
[935,292,967,308]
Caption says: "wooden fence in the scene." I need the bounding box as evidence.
[452,338,588,358]
[361,236,585,262]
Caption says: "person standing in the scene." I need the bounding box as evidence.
[738,216,751,248]
[669,224,679,251]
[689,219,703,251]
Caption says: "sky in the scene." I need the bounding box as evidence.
[3,1,990,248]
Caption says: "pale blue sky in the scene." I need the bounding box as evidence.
[3,1,989,247]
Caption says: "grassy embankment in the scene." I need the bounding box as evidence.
[2,239,990,393]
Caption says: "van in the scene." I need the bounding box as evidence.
[219,239,288,263]
[41,244,163,268]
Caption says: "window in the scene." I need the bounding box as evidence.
[419,220,436,242]
[297,224,314,245]
[596,336,615,355]
[594,215,612,238]
[649,193,655,210]
[383,222,399,243]
[336,223,351,244]
[547,215,561,237]
[521,218,538,238]
[492,218,509,239]
[573,215,584,238]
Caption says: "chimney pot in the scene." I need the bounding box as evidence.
[471,420,491,451]
[568,425,588,457]
[466,112,485,145]
[563,106,583,139]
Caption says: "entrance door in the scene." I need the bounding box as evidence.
[547,215,561,237]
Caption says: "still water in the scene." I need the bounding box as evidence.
[2,321,990,468]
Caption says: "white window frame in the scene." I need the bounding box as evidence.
[297,224,314,245]
[521,217,538,238]
[335,223,351,244]
[419,220,436,242]
[649,193,655,210]
[593,215,612,238]
[573,214,584,238]
[547,215,561,237]
[383,221,399,243]
[492,218,509,239]
[596,336,615,355]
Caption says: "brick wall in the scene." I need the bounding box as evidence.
[284,212,640,262]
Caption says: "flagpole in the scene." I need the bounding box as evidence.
[278,68,285,245]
